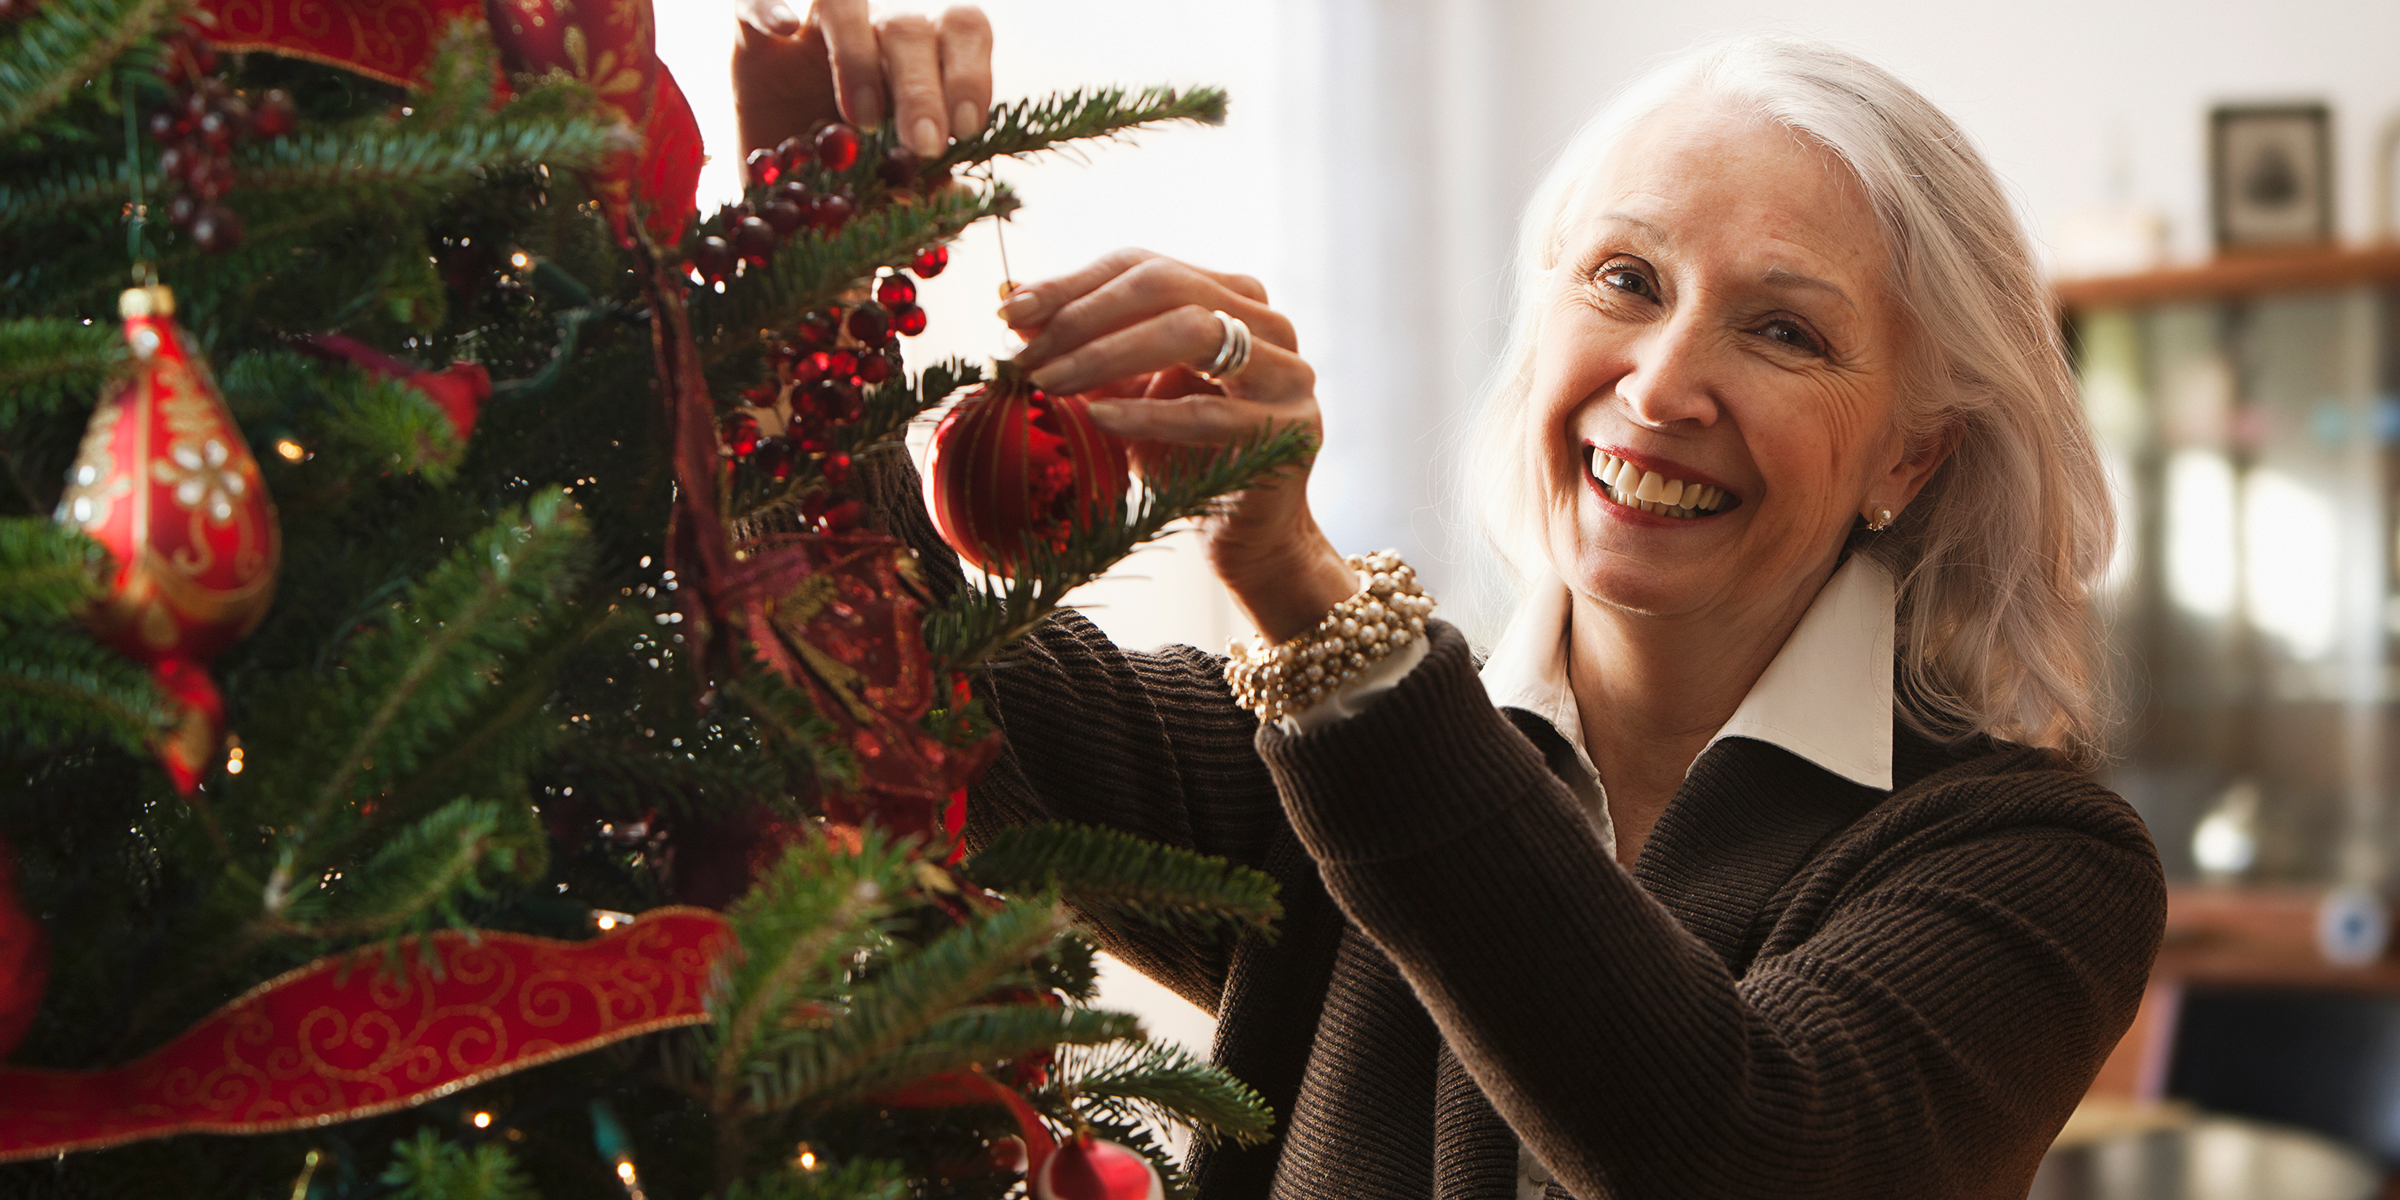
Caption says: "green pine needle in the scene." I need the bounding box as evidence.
[739,895,1075,1114]
[1044,1040,1276,1148]
[718,1157,909,1200]
[0,0,183,142]
[239,489,590,879]
[948,86,1228,168]
[0,317,122,427]
[275,797,548,941]
[378,1128,541,1200]
[965,821,1281,941]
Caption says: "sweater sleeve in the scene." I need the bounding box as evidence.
[1258,621,2164,1200]
[849,448,1287,1008]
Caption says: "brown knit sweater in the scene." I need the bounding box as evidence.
[865,459,2166,1199]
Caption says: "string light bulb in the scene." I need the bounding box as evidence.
[224,738,244,776]
[274,439,305,462]
[471,1111,492,1129]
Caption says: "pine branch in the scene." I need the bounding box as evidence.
[945,86,1227,169]
[963,822,1280,941]
[0,317,122,427]
[741,896,1071,1115]
[272,797,547,941]
[0,517,101,624]
[378,1128,541,1200]
[692,184,1013,356]
[229,97,625,201]
[719,1158,908,1200]
[0,0,183,142]
[0,625,165,755]
[923,421,1317,674]
[219,352,462,483]
[1043,1040,1276,1148]
[0,519,166,754]
[710,833,911,1116]
[827,1002,1136,1104]
[238,489,589,892]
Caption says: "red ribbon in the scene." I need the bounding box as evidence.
[195,0,703,242]
[0,909,731,1162]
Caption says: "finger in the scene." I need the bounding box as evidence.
[1021,257,1297,368]
[813,0,884,128]
[1083,392,1304,447]
[737,0,805,36]
[997,247,1161,331]
[936,7,994,139]
[1028,306,1312,402]
[877,14,947,158]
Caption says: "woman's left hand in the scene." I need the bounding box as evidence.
[1005,250,1358,642]
[731,1,993,160]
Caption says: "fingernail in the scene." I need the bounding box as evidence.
[910,117,945,159]
[768,3,799,32]
[847,87,883,129]
[953,100,982,138]
[1027,360,1072,391]
[1085,401,1125,425]
[997,288,1047,325]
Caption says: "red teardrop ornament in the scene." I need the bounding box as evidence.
[923,368,1129,577]
[56,285,281,792]
[1031,1132,1163,1200]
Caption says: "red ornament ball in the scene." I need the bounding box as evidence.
[911,244,950,278]
[760,198,806,237]
[725,414,763,458]
[876,274,917,308]
[846,304,891,345]
[745,147,779,188]
[877,144,922,188]
[733,215,778,266]
[890,303,927,337]
[1032,1132,1163,1200]
[774,134,810,173]
[924,373,1130,576]
[814,121,861,171]
[693,236,736,283]
[811,191,853,232]
[189,203,242,254]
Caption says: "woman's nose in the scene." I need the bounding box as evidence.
[1616,318,1722,429]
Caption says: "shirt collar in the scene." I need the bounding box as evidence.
[1478,554,1896,792]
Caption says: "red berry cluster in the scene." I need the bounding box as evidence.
[693,122,873,284]
[721,246,952,530]
[143,23,296,255]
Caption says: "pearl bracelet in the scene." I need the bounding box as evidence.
[1224,550,1435,724]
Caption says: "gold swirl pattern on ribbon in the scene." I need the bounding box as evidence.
[0,908,731,1162]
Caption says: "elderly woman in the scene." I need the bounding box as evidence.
[744,17,2164,1199]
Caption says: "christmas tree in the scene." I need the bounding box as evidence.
[0,1,1313,1196]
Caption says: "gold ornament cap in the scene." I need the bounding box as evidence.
[119,285,175,319]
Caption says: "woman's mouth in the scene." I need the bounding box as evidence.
[1587,449,1738,520]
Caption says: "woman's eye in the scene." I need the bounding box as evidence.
[1760,319,1824,355]
[1596,265,1655,299]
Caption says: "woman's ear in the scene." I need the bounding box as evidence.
[1872,421,1961,521]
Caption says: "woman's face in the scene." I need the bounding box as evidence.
[1529,99,1937,632]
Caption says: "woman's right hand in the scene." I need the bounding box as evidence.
[1003,249,1359,642]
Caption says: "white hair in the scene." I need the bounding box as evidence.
[1467,35,2114,767]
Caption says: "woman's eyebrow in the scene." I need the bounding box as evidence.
[1760,265,1856,313]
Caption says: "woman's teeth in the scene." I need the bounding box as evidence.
[1588,450,1733,519]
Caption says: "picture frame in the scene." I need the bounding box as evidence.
[2210,103,2334,251]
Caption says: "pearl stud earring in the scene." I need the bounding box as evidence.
[1866,509,1894,532]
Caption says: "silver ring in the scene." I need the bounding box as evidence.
[1199,309,1253,383]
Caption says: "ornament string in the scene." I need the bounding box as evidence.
[121,77,153,272]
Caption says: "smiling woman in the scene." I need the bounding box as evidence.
[844,27,2165,1200]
